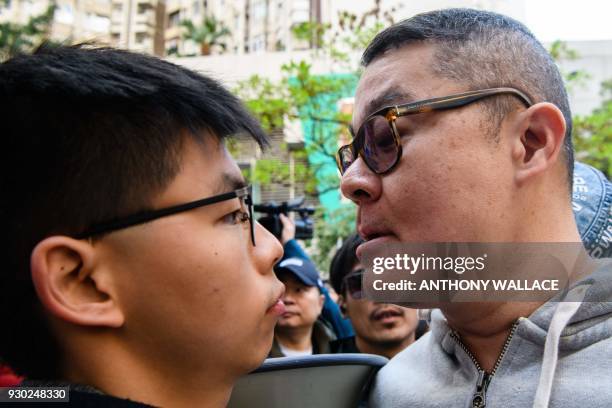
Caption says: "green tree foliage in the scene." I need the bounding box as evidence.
[181,15,231,56]
[549,40,611,177]
[233,75,289,132]
[573,80,612,177]
[234,1,391,196]
[549,40,591,93]
[233,1,392,270]
[0,4,56,62]
[311,205,356,276]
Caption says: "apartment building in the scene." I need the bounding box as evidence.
[0,0,397,57]
[109,0,165,55]
[0,0,112,45]
[164,0,244,56]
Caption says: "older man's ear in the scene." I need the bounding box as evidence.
[511,102,566,187]
[30,236,125,328]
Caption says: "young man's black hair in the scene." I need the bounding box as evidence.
[0,45,270,382]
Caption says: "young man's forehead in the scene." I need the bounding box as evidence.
[186,135,246,194]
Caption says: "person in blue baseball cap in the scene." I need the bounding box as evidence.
[269,257,336,357]
[573,162,612,258]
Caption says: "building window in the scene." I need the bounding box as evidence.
[86,13,110,32]
[253,1,266,19]
[55,4,74,25]
[137,3,152,14]
[168,11,180,28]
[135,32,148,44]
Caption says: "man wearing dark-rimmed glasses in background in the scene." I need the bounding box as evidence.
[0,45,285,407]
[338,8,612,408]
[329,232,426,359]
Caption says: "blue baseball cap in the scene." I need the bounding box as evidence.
[275,257,324,289]
[573,162,611,258]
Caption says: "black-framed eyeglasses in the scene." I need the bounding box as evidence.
[336,87,533,175]
[74,186,256,246]
[342,269,364,299]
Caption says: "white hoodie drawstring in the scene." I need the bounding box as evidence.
[532,285,588,408]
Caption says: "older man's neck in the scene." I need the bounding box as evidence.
[441,302,542,372]
[275,326,314,351]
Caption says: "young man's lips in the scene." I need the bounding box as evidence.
[267,299,286,316]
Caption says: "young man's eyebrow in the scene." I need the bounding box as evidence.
[215,173,247,194]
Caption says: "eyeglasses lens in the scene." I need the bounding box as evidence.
[359,115,397,174]
[346,273,363,299]
[338,145,355,174]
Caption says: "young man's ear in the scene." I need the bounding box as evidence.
[30,236,124,328]
[511,102,566,186]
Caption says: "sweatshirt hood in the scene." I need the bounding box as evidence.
[521,257,612,349]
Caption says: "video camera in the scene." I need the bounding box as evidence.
[254,197,315,240]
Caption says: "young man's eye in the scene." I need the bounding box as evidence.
[222,210,250,225]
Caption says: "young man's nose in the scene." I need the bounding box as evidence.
[340,157,382,205]
[253,221,283,275]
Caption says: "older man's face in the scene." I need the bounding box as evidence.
[341,43,518,252]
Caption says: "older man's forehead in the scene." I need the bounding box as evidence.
[353,44,455,130]
[353,75,418,125]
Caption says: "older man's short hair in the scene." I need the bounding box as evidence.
[362,8,573,189]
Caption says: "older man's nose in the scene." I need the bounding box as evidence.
[340,157,382,205]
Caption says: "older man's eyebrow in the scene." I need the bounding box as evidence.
[366,90,416,118]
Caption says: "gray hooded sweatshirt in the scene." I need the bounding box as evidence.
[369,258,612,408]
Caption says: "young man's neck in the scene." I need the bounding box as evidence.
[275,325,314,351]
[355,333,416,359]
[62,336,236,408]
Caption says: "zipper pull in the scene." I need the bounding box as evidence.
[472,370,489,408]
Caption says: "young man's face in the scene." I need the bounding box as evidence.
[94,136,284,377]
[341,264,418,346]
[276,272,324,330]
[342,43,519,251]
